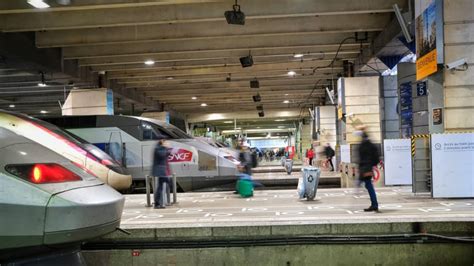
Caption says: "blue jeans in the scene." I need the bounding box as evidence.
[154,176,170,207]
[360,179,378,208]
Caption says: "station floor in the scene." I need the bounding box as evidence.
[120,187,474,229]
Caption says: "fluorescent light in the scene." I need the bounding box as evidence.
[285,93,289,96]
[287,71,296,76]
[283,100,290,104]
[38,82,47,87]
[9,104,15,108]
[275,119,285,122]
[191,96,197,100]
[40,110,48,114]
[294,54,304,58]
[201,103,207,107]
[223,121,233,124]
[28,0,50,9]
[144,60,155,65]
[166,76,174,80]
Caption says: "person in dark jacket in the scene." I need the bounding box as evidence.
[324,143,335,171]
[355,127,379,212]
[152,139,170,209]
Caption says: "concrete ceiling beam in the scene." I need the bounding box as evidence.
[35,14,388,48]
[125,76,333,89]
[62,33,372,59]
[77,47,362,67]
[0,0,405,32]
[0,0,224,14]
[89,55,359,73]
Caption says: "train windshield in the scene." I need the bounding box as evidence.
[142,121,192,140]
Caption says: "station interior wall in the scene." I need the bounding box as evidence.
[382,75,400,139]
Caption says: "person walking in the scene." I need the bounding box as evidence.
[324,143,335,171]
[306,147,314,166]
[355,126,379,212]
[152,138,170,209]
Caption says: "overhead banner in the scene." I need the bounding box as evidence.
[431,133,474,198]
[383,139,412,185]
[415,0,437,80]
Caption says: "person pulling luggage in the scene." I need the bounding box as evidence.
[324,143,335,171]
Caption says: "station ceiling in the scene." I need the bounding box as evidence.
[0,0,406,118]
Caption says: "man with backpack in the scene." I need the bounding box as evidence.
[354,126,380,212]
[324,143,335,171]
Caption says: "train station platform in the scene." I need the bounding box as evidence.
[99,187,473,232]
[83,187,474,265]
[253,171,340,188]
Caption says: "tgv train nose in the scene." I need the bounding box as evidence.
[43,184,124,245]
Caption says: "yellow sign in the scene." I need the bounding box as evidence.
[416,49,437,80]
[337,107,343,120]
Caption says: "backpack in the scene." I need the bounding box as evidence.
[251,152,258,168]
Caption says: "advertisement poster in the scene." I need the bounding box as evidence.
[432,108,442,125]
[431,133,474,198]
[399,82,413,138]
[383,139,412,185]
[340,144,351,163]
[416,1,437,80]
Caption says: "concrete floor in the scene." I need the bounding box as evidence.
[120,187,474,229]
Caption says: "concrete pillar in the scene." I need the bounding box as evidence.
[443,0,474,132]
[382,75,400,139]
[61,88,114,115]
[338,76,383,144]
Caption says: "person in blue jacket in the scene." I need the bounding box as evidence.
[152,138,170,209]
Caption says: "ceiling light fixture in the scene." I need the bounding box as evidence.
[294,54,304,58]
[191,96,197,100]
[275,119,285,122]
[144,60,155,65]
[201,103,207,107]
[224,0,245,25]
[27,0,50,9]
[9,104,15,108]
[166,76,174,80]
[223,121,233,124]
[283,100,290,104]
[40,110,48,114]
[287,71,296,76]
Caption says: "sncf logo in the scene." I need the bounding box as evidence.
[168,149,193,162]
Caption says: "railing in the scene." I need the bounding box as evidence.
[145,174,177,207]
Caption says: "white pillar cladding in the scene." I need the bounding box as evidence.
[61,88,114,116]
[318,106,337,148]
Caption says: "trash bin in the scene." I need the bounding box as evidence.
[300,167,321,200]
[285,159,293,175]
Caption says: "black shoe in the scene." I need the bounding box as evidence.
[364,206,379,212]
[154,206,165,209]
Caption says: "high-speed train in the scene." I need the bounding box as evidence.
[0,127,124,262]
[45,115,240,191]
[0,110,132,190]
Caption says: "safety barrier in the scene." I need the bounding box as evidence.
[145,174,178,207]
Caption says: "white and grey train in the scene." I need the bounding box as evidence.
[45,115,240,191]
[0,127,124,262]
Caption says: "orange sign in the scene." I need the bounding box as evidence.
[416,49,437,80]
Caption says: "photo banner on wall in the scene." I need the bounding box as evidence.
[383,139,412,185]
[431,133,474,198]
[416,0,437,80]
